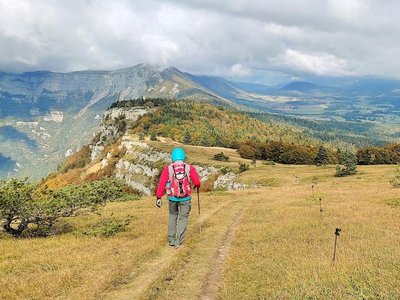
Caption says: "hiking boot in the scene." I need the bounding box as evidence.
[169,239,179,247]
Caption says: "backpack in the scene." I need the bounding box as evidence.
[166,162,192,198]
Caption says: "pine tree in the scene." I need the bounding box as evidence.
[314,145,329,166]
[184,130,191,145]
[336,148,342,164]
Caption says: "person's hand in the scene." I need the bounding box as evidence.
[156,198,162,208]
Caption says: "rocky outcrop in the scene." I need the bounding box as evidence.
[90,124,120,160]
[213,172,262,191]
[195,165,219,182]
[114,137,169,195]
[105,107,149,121]
[90,107,151,161]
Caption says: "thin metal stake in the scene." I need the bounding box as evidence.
[312,184,315,198]
[333,228,341,262]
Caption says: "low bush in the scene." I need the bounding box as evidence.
[81,217,131,237]
[389,166,400,188]
[213,152,229,161]
[0,177,127,237]
[335,151,357,177]
[239,163,250,173]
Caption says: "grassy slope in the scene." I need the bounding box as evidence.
[1,149,399,299]
[147,138,250,168]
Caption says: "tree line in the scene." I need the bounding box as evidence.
[237,139,400,165]
[237,140,339,165]
[356,144,400,164]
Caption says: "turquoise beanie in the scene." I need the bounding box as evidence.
[171,147,186,162]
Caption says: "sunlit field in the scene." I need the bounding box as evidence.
[1,164,399,299]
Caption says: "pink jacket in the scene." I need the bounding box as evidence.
[156,163,201,199]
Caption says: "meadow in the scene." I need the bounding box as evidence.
[0,163,399,299]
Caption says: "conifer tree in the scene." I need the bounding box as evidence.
[314,145,329,166]
[184,130,191,145]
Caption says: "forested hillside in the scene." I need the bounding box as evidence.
[249,112,396,148]
[120,99,321,148]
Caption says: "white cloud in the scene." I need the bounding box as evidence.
[0,0,400,80]
[277,49,351,76]
[228,64,251,77]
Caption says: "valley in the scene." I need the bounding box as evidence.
[1,64,400,179]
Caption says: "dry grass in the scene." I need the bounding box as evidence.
[147,140,252,169]
[1,164,399,299]
[221,165,400,299]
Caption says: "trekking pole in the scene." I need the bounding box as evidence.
[197,187,201,237]
[332,228,341,262]
[197,187,201,216]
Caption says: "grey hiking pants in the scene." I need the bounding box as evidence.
[168,200,191,245]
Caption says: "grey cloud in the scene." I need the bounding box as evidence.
[1,0,400,82]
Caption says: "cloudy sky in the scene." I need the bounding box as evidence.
[0,0,399,83]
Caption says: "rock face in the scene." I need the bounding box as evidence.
[195,165,219,182]
[114,137,170,195]
[105,107,149,121]
[90,124,120,160]
[90,107,151,160]
[213,172,262,191]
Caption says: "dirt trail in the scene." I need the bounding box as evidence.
[104,246,177,300]
[103,199,235,300]
[199,210,244,300]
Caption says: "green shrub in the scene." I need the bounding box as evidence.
[0,177,126,237]
[335,151,357,177]
[220,167,231,174]
[390,166,400,188]
[214,152,229,161]
[81,218,131,237]
[385,198,400,207]
[150,132,157,141]
[239,163,250,173]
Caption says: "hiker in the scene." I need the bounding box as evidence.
[156,147,201,247]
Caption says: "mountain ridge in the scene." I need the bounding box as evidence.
[1,64,399,179]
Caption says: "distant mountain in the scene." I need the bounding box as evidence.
[230,81,277,94]
[0,64,235,179]
[281,81,343,94]
[281,81,319,92]
[185,74,240,99]
[1,64,399,179]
